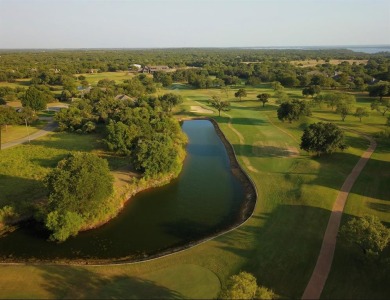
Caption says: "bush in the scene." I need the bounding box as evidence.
[220,271,275,299]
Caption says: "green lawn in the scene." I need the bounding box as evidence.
[79,71,137,86]
[0,84,389,299]
[0,121,46,145]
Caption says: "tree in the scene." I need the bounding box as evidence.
[219,272,275,300]
[221,86,231,99]
[209,95,230,116]
[158,93,183,112]
[43,152,114,242]
[220,272,257,299]
[277,100,311,123]
[133,133,181,178]
[353,107,369,122]
[257,93,270,107]
[272,81,284,91]
[300,122,347,156]
[104,120,138,155]
[274,89,289,104]
[371,99,390,116]
[335,94,356,121]
[368,82,390,101]
[0,106,20,150]
[340,215,390,255]
[21,86,48,112]
[234,88,247,101]
[302,85,321,98]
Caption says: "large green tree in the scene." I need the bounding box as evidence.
[158,93,183,112]
[43,152,114,242]
[277,100,311,123]
[300,122,347,156]
[368,82,390,101]
[209,95,230,116]
[335,94,356,121]
[340,215,390,256]
[21,86,50,112]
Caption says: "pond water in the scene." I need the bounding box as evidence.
[0,120,247,262]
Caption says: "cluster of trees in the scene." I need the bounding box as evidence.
[42,152,114,242]
[2,49,388,95]
[56,91,186,177]
[277,99,312,123]
[220,271,275,299]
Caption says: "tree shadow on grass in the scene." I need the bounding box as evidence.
[216,205,332,299]
[0,174,45,208]
[233,144,299,158]
[36,265,183,299]
[367,202,390,213]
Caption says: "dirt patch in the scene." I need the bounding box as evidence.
[252,141,299,157]
[190,105,213,114]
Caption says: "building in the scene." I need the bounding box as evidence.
[141,65,170,73]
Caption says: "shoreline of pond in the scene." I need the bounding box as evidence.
[0,118,257,265]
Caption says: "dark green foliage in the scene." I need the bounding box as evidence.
[105,120,137,155]
[335,94,356,121]
[256,93,270,107]
[158,93,183,112]
[55,103,96,133]
[340,215,390,256]
[133,134,180,177]
[104,104,187,177]
[300,122,347,156]
[302,85,321,97]
[21,86,53,111]
[277,100,311,123]
[43,152,114,242]
[368,82,390,101]
[234,88,247,101]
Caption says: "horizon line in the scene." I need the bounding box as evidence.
[1,44,390,51]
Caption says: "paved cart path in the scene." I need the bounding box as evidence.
[1,121,57,150]
[302,134,377,299]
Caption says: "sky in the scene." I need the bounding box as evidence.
[0,0,389,49]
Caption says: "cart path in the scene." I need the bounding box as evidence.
[1,121,57,150]
[302,134,377,299]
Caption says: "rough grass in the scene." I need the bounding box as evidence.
[79,71,137,86]
[0,121,46,144]
[0,84,389,299]
[290,59,368,67]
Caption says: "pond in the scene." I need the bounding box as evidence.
[0,120,254,263]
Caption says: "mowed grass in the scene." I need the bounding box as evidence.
[290,59,368,67]
[79,71,137,86]
[0,131,128,210]
[0,121,46,144]
[0,84,389,299]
